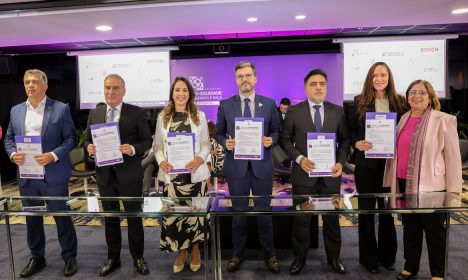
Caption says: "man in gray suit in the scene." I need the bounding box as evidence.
[280,69,350,275]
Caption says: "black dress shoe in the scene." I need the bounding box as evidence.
[328,258,346,274]
[64,257,77,277]
[289,259,305,275]
[99,258,121,276]
[20,258,46,278]
[265,256,280,273]
[396,272,417,280]
[227,257,243,272]
[381,263,396,271]
[366,264,379,274]
[134,258,149,275]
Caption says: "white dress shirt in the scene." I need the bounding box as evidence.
[12,96,58,161]
[24,96,46,136]
[105,102,135,156]
[239,92,256,117]
[295,100,325,165]
[105,102,122,122]
[308,99,324,127]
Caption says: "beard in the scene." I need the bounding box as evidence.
[240,82,253,93]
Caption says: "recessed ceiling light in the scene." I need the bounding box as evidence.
[247,17,258,22]
[96,25,112,31]
[452,8,468,14]
[295,15,306,20]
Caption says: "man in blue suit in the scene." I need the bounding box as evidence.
[216,61,280,273]
[4,69,78,278]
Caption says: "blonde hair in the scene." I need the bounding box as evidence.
[24,69,48,84]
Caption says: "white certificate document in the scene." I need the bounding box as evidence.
[309,197,336,210]
[234,118,264,160]
[15,136,44,179]
[167,132,195,174]
[365,112,397,159]
[90,122,123,167]
[143,197,163,212]
[87,197,100,212]
[307,133,336,177]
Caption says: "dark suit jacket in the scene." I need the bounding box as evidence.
[216,94,280,179]
[279,100,350,187]
[4,98,76,187]
[348,94,406,169]
[277,108,286,128]
[83,103,152,186]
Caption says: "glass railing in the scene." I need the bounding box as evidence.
[0,196,211,216]
[209,192,467,214]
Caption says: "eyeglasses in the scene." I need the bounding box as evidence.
[408,90,428,97]
[236,73,254,80]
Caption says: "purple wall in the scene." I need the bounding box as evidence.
[171,53,343,122]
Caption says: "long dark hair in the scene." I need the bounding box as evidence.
[356,62,404,120]
[162,77,200,127]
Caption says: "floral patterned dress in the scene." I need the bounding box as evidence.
[209,137,224,174]
[160,112,207,252]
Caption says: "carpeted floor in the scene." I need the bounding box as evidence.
[0,224,467,279]
[1,176,467,279]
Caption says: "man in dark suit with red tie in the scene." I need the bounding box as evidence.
[84,74,152,276]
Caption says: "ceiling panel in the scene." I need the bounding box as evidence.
[0,0,466,53]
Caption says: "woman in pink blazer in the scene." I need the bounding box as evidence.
[384,80,462,280]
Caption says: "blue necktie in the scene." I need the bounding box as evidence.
[313,105,322,132]
[243,98,252,118]
[106,107,116,123]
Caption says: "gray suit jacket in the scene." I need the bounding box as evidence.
[279,100,350,187]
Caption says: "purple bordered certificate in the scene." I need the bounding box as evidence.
[90,122,124,167]
[364,112,396,159]
[307,133,336,177]
[234,118,264,160]
[15,136,44,179]
[167,132,195,174]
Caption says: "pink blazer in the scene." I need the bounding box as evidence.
[384,110,463,193]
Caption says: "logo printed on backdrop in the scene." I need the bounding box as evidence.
[189,75,224,106]
[421,47,439,53]
[189,76,204,90]
[147,58,165,64]
[111,63,131,68]
[351,49,371,56]
[381,51,404,57]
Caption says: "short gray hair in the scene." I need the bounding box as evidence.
[24,69,48,84]
[104,74,126,88]
[235,61,256,76]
